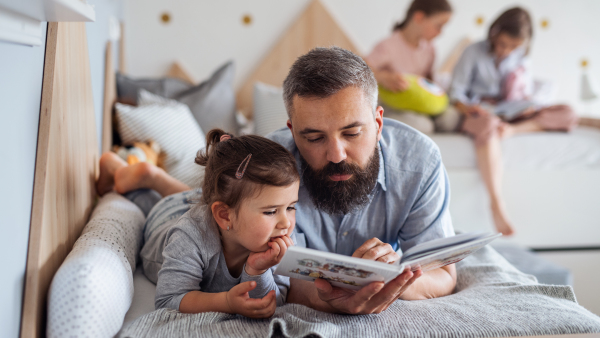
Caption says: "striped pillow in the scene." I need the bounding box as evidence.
[115,90,205,188]
[253,82,289,136]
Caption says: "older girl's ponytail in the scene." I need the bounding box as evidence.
[393,0,452,31]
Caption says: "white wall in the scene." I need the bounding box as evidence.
[124,0,600,116]
[0,24,46,338]
[0,1,121,336]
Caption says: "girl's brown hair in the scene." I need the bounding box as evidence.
[195,129,300,219]
[488,7,533,54]
[393,0,452,31]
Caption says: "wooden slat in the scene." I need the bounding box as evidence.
[102,41,115,153]
[235,0,360,118]
[21,22,98,338]
[119,21,126,73]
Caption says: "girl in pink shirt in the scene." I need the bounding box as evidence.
[366,0,454,134]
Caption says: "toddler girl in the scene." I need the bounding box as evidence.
[365,0,456,134]
[97,129,300,318]
[448,7,578,235]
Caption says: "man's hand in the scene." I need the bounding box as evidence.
[314,268,423,314]
[381,72,410,92]
[245,235,294,275]
[352,237,400,264]
[224,281,277,318]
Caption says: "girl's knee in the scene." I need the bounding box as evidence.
[537,105,578,131]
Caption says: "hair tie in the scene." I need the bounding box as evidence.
[236,154,252,179]
[220,134,232,142]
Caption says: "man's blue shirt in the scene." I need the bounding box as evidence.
[268,118,455,256]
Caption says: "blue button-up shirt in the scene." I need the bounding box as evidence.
[268,118,454,256]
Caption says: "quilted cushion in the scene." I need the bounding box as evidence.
[47,193,145,338]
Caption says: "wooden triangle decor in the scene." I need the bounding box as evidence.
[166,61,196,85]
[236,0,360,118]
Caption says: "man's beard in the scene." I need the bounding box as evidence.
[300,147,380,215]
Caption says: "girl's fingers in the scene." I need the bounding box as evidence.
[282,235,294,247]
[230,281,256,296]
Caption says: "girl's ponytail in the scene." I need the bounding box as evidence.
[195,129,233,166]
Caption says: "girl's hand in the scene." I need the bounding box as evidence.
[224,281,276,318]
[245,235,294,275]
[381,72,410,92]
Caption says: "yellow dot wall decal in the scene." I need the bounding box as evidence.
[581,59,589,68]
[242,14,252,26]
[475,16,484,26]
[540,19,549,29]
[160,12,171,24]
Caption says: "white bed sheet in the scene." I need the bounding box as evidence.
[122,266,156,328]
[430,126,600,170]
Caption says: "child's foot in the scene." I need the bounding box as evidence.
[97,152,128,196]
[114,162,159,194]
[491,204,515,236]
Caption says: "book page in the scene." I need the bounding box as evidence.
[274,246,403,290]
[402,233,502,272]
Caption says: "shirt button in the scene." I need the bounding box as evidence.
[342,231,348,236]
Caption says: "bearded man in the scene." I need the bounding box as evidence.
[267,47,457,314]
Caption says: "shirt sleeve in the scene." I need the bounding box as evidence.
[398,151,455,253]
[154,226,205,311]
[449,44,478,104]
[240,266,290,306]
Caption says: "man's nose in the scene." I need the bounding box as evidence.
[326,138,347,163]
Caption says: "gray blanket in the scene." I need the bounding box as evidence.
[119,246,600,338]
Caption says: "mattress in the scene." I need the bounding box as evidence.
[122,267,157,328]
[430,126,600,170]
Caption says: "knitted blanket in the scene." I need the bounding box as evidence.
[119,246,600,338]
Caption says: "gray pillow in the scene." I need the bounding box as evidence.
[173,61,238,135]
[116,73,192,106]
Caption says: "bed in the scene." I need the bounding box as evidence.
[23,2,600,337]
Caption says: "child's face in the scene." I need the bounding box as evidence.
[231,182,299,252]
[493,33,525,60]
[417,11,452,41]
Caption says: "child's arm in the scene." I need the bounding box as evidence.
[241,235,294,306]
[179,282,277,318]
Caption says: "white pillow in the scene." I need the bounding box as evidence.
[115,90,206,188]
[253,82,289,136]
[47,193,145,338]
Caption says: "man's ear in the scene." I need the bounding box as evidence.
[287,119,293,133]
[375,106,384,142]
[211,201,233,231]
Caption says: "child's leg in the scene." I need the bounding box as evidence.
[97,152,128,196]
[578,117,600,129]
[475,136,515,236]
[114,161,190,197]
[462,114,515,236]
[97,152,191,197]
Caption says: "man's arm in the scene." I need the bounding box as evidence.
[399,264,456,300]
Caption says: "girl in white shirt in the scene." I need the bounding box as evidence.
[449,7,578,236]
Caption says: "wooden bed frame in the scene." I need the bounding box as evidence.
[19,5,598,338]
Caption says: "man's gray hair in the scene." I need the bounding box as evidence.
[282,47,378,119]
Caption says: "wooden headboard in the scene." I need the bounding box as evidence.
[21,22,110,338]
[235,0,360,118]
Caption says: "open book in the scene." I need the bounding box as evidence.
[274,232,501,290]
